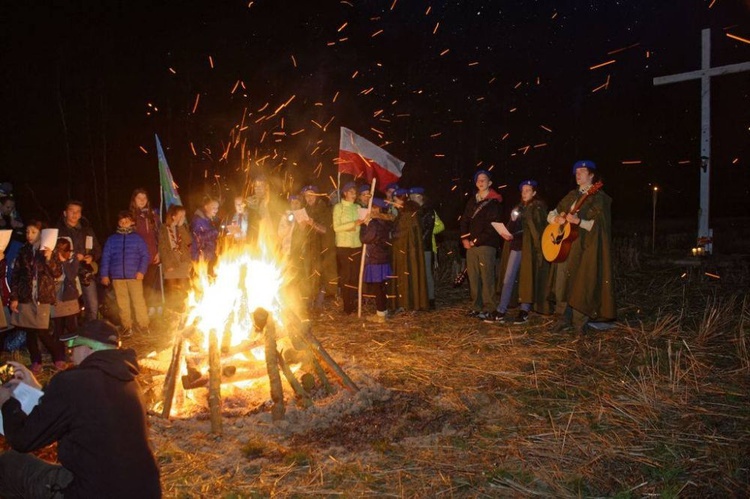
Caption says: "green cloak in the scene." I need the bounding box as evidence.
[389,202,429,311]
[519,199,552,314]
[550,189,616,321]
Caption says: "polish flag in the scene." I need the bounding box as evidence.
[338,127,404,189]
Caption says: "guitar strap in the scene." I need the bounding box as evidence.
[471,198,492,219]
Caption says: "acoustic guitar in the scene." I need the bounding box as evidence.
[542,181,603,263]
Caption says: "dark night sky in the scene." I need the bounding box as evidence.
[1,0,749,234]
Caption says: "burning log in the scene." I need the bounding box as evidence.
[277,350,312,408]
[208,329,223,434]
[160,332,184,419]
[285,315,359,393]
[310,352,336,395]
[256,308,285,421]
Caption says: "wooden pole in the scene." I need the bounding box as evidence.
[160,331,184,419]
[208,328,223,434]
[257,308,285,420]
[277,351,312,408]
[357,178,377,317]
[297,322,359,392]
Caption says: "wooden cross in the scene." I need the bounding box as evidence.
[653,29,750,254]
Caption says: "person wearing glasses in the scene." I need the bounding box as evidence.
[0,319,161,498]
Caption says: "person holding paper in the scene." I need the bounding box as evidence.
[50,238,81,369]
[332,182,364,314]
[360,198,393,322]
[9,221,64,374]
[486,180,551,323]
[0,319,162,498]
[56,200,102,322]
[459,170,503,319]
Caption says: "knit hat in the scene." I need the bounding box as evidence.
[60,319,120,350]
[393,188,409,197]
[341,182,357,193]
[357,184,371,194]
[473,170,492,183]
[572,160,596,174]
[385,183,399,192]
[300,185,319,194]
[372,198,387,209]
[518,180,538,191]
[408,187,425,195]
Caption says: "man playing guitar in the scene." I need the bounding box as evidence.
[547,160,616,332]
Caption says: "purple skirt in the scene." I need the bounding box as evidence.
[364,263,392,283]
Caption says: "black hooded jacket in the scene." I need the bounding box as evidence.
[2,349,161,498]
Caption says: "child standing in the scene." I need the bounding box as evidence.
[360,198,393,323]
[100,211,150,337]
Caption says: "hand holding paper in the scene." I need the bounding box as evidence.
[491,222,512,239]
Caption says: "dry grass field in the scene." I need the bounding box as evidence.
[4,236,750,498]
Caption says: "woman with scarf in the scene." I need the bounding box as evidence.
[9,221,64,373]
[50,237,81,366]
[158,204,193,312]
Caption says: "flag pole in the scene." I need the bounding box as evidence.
[357,178,377,318]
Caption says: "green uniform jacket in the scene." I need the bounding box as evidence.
[389,202,429,311]
[554,189,616,321]
[518,199,552,314]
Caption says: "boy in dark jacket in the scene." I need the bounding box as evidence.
[460,170,503,319]
[100,211,150,337]
[0,319,161,498]
[56,200,102,321]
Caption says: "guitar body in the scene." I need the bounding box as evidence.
[542,222,578,263]
[542,181,604,263]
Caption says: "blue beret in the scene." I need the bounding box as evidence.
[518,180,538,191]
[408,187,425,195]
[300,185,319,194]
[357,184,371,193]
[473,169,492,183]
[393,188,409,197]
[385,183,400,191]
[572,160,596,174]
[372,198,387,208]
[341,182,357,193]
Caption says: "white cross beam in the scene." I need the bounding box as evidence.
[653,28,750,255]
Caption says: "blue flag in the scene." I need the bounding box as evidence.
[155,134,182,214]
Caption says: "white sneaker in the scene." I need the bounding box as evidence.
[366,314,386,323]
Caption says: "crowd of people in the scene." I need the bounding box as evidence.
[0,160,616,496]
[0,163,617,368]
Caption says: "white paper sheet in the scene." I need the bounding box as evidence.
[491,222,512,238]
[292,208,310,224]
[357,207,370,221]
[40,228,59,251]
[0,382,44,435]
[0,230,11,252]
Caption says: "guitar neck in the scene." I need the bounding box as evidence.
[571,182,602,215]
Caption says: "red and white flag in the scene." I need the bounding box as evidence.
[338,127,404,188]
